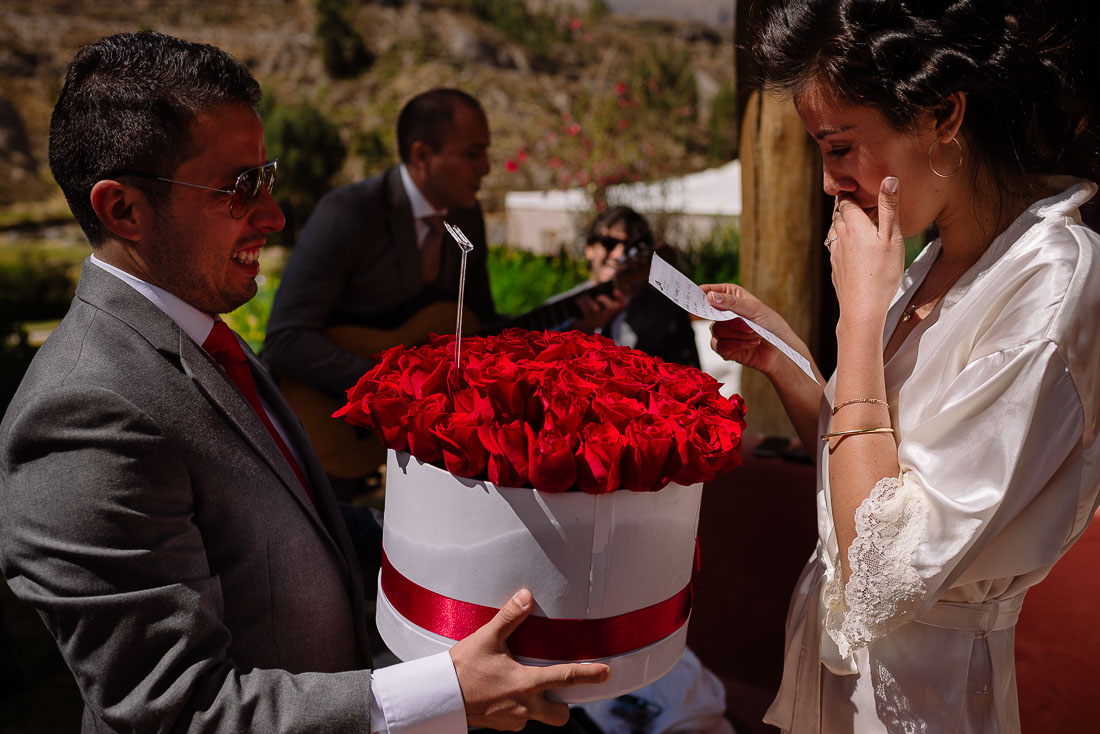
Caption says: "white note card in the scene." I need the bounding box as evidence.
[648,253,819,384]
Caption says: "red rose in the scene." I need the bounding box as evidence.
[541,380,593,435]
[622,414,687,491]
[589,392,647,430]
[404,393,450,464]
[399,351,454,400]
[528,427,577,492]
[452,386,495,423]
[465,354,535,420]
[432,412,489,477]
[478,420,535,487]
[365,383,414,451]
[575,423,625,494]
[337,326,747,492]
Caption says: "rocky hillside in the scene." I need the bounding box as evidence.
[0,0,737,222]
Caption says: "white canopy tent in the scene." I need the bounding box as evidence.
[503,160,742,254]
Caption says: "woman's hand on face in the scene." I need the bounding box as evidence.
[701,283,793,378]
[827,176,906,327]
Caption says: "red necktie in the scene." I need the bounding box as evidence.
[202,321,314,504]
[420,214,445,285]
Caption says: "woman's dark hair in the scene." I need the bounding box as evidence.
[587,206,655,249]
[752,0,1100,184]
[48,31,261,245]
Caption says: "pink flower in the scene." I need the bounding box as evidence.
[505,159,518,172]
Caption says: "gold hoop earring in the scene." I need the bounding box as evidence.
[928,136,963,178]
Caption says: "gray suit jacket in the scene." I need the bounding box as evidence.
[0,261,377,733]
[263,167,497,397]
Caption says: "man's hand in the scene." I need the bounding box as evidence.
[449,589,611,731]
[572,291,628,334]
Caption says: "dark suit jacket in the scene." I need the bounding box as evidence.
[549,282,701,369]
[0,261,378,733]
[263,167,497,397]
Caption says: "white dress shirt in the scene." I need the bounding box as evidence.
[88,254,467,734]
[399,163,448,249]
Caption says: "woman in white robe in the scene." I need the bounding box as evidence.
[703,1,1100,731]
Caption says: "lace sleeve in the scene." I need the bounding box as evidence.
[824,473,929,658]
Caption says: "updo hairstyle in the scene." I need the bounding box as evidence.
[752,0,1100,185]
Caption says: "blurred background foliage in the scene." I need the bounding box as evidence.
[0,0,745,417]
[259,95,348,246]
[0,250,79,411]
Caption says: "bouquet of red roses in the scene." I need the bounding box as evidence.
[336,328,746,493]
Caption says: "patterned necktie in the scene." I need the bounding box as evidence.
[419,214,445,286]
[202,321,314,504]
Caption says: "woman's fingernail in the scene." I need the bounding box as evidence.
[710,293,726,305]
[884,176,898,194]
[512,589,531,609]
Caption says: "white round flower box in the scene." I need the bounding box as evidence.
[376,449,703,703]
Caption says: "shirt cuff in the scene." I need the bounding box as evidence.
[370,652,467,734]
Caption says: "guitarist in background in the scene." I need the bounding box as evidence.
[262,88,497,493]
[552,206,700,368]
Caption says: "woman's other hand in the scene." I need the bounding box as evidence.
[827,176,906,327]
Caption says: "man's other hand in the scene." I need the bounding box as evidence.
[449,589,611,731]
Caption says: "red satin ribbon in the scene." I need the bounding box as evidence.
[381,552,691,660]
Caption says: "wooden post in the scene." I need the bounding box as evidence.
[737,90,825,438]
[731,0,833,441]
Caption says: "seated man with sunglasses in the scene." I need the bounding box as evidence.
[0,30,607,734]
[550,206,700,368]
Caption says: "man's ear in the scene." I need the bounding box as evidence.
[406,140,433,177]
[89,180,155,242]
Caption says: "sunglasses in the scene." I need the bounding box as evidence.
[588,234,631,250]
[116,160,278,219]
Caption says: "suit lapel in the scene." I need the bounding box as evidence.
[179,334,320,509]
[383,167,422,298]
[75,261,344,556]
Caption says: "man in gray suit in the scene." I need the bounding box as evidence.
[0,31,606,733]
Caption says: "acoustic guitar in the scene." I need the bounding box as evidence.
[278,245,655,479]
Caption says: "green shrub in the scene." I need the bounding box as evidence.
[260,96,347,246]
[470,0,570,66]
[677,224,740,286]
[0,253,77,413]
[224,275,280,354]
[708,81,739,163]
[316,0,373,79]
[353,127,397,179]
[487,245,589,318]
[631,43,698,124]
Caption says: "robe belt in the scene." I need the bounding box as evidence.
[914,594,1025,634]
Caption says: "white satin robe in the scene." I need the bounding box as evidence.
[764,179,1100,733]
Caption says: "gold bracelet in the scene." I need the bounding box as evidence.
[820,426,895,440]
[831,398,890,415]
